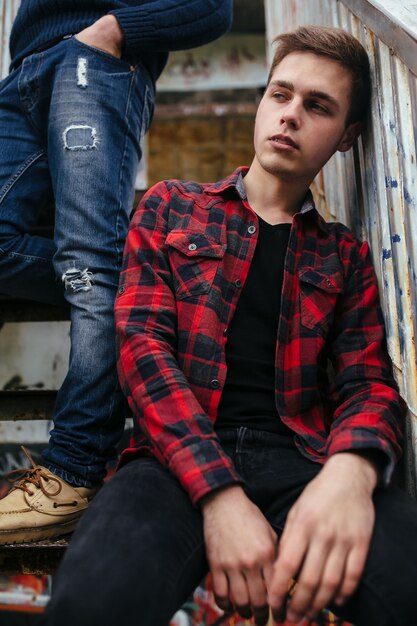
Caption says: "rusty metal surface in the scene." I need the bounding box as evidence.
[265,0,417,494]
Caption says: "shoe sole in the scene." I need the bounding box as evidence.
[0,518,80,545]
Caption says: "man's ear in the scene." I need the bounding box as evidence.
[337,121,362,153]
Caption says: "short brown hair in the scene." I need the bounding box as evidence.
[268,25,371,125]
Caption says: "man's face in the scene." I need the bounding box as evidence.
[253,51,360,185]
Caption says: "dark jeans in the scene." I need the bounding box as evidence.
[41,428,417,626]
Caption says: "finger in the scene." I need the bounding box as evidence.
[262,560,275,588]
[234,604,253,620]
[307,545,348,617]
[228,570,250,610]
[245,568,269,626]
[334,544,368,605]
[268,528,308,614]
[212,569,231,612]
[286,536,331,622]
[252,604,270,626]
[271,592,290,624]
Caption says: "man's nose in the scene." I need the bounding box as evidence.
[280,99,302,129]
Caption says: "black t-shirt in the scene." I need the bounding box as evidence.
[216,217,292,434]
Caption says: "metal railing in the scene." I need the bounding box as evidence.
[265,0,417,494]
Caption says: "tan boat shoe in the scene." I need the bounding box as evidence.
[0,447,99,545]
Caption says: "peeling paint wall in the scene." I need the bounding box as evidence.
[265,0,417,494]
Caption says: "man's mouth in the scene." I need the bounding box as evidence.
[270,134,299,149]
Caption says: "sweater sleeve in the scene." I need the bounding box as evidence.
[109,0,233,55]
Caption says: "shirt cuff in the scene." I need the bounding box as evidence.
[168,438,244,505]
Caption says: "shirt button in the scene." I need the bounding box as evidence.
[118,286,125,294]
[234,279,242,288]
[248,225,256,234]
[188,243,197,251]
[210,379,220,389]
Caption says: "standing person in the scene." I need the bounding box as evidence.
[42,25,417,626]
[0,0,233,544]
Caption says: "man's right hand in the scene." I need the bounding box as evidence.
[75,15,124,59]
[201,484,277,626]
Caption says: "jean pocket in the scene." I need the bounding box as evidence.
[167,229,226,300]
[299,266,343,337]
[72,36,132,70]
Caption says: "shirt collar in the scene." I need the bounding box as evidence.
[204,166,249,196]
[205,166,317,217]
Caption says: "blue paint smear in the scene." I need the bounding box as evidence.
[392,234,401,243]
[385,176,398,188]
[382,249,392,260]
[404,187,416,207]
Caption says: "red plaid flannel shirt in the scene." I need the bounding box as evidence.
[115,167,404,504]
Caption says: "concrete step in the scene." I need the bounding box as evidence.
[0,537,69,575]
[0,296,69,324]
[0,391,57,421]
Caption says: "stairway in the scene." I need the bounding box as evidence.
[0,296,69,574]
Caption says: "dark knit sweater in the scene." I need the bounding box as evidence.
[10,0,233,81]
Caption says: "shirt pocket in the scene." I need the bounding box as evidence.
[166,230,226,300]
[299,266,343,337]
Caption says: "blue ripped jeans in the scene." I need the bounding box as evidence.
[0,37,154,486]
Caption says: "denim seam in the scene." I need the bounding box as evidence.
[17,52,44,125]
[114,68,138,268]
[8,250,53,265]
[0,149,45,204]
[96,377,120,464]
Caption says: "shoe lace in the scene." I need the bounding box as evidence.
[6,446,66,501]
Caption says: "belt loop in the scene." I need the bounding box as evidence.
[236,426,247,455]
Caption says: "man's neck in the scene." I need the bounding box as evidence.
[243,160,312,225]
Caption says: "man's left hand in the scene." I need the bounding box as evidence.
[267,452,377,623]
[75,15,124,59]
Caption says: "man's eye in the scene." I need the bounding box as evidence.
[309,101,327,113]
[272,92,287,101]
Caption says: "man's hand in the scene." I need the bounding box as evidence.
[268,453,377,623]
[75,15,124,59]
[202,485,277,626]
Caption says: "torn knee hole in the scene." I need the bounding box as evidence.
[62,267,93,292]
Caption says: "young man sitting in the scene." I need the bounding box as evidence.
[41,25,417,626]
